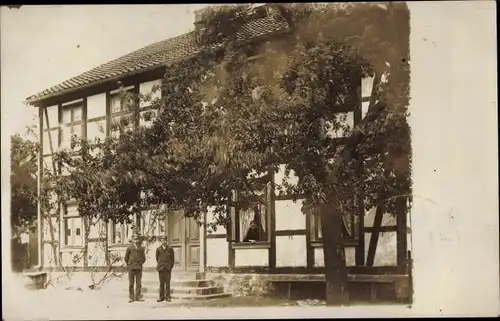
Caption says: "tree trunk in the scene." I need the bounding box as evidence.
[83,218,90,268]
[319,202,350,306]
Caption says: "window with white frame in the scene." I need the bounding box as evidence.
[238,202,268,243]
[110,91,136,139]
[310,195,360,244]
[63,203,83,247]
[60,103,84,150]
[231,181,271,244]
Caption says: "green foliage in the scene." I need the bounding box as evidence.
[51,3,411,233]
[10,133,38,237]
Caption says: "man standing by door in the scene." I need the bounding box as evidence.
[124,233,146,303]
[156,236,174,302]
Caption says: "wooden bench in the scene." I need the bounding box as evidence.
[23,272,48,290]
[269,274,405,301]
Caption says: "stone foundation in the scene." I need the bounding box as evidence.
[206,273,273,297]
[205,272,412,302]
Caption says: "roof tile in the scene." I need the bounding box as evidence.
[26,13,290,103]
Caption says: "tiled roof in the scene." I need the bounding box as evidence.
[26,13,290,104]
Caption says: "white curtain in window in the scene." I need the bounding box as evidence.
[240,208,253,242]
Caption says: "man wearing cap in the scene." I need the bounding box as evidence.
[124,233,146,303]
[156,236,175,302]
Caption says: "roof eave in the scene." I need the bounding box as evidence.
[25,63,167,107]
[26,26,292,107]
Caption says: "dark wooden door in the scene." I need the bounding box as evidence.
[167,210,200,271]
[185,216,200,271]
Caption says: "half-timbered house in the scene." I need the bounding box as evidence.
[27,5,412,301]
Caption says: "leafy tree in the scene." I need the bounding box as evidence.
[51,3,411,305]
[10,132,38,238]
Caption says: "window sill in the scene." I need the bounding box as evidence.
[232,242,271,249]
[60,246,84,252]
[311,239,359,248]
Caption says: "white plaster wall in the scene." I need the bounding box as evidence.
[274,164,299,195]
[326,111,354,138]
[206,238,228,267]
[314,246,356,267]
[206,206,227,235]
[43,155,53,173]
[364,207,397,227]
[42,129,58,154]
[234,248,268,266]
[144,240,162,268]
[87,242,107,267]
[361,76,375,120]
[275,199,306,231]
[61,251,84,267]
[109,248,127,267]
[275,235,307,267]
[43,105,59,129]
[361,76,375,98]
[87,93,107,119]
[43,244,57,268]
[43,217,59,242]
[87,220,104,239]
[364,232,397,266]
[362,101,370,119]
[139,79,162,108]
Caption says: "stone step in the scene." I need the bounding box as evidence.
[171,279,216,288]
[135,279,216,288]
[140,273,203,280]
[172,286,224,296]
[113,285,225,297]
[171,292,232,301]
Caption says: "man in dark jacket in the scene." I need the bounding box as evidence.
[156,236,175,302]
[124,234,146,303]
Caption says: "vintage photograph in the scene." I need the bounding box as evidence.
[2,2,497,319]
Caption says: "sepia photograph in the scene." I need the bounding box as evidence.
[1,2,498,319]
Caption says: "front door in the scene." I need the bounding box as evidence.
[167,210,200,271]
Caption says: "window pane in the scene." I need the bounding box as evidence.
[110,96,122,114]
[73,217,83,246]
[73,107,83,122]
[159,218,165,236]
[64,218,72,246]
[112,222,120,243]
[62,109,72,123]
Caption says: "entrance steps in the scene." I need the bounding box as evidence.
[109,272,231,301]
